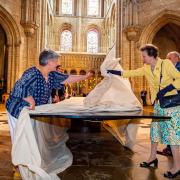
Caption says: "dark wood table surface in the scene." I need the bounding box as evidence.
[30,110,171,121]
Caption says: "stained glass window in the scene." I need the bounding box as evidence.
[87,29,98,53]
[62,0,72,14]
[87,0,99,16]
[60,30,72,52]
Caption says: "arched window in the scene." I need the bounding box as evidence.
[87,0,99,16]
[87,29,98,53]
[62,0,72,15]
[60,30,72,52]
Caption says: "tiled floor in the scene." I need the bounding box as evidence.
[0,104,178,180]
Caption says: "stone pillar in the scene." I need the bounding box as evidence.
[56,0,60,15]
[21,0,38,68]
[21,22,37,67]
[7,44,12,93]
[14,43,21,81]
[116,0,122,58]
[124,26,141,95]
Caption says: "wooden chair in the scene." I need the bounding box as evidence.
[2,93,9,104]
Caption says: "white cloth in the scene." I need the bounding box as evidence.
[7,111,18,142]
[83,46,142,150]
[84,57,142,111]
[12,107,72,180]
[103,120,139,149]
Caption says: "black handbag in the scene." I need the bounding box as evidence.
[159,93,180,108]
[158,62,180,108]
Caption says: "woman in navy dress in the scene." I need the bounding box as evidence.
[6,49,93,139]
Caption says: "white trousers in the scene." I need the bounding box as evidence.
[6,111,18,142]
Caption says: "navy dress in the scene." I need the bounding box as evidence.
[6,67,69,118]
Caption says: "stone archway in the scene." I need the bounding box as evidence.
[152,23,180,58]
[139,10,180,47]
[0,5,21,93]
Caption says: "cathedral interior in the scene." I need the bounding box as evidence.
[0,0,180,179]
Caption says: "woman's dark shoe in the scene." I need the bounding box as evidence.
[164,170,180,179]
[140,158,158,168]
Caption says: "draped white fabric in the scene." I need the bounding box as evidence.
[83,45,142,149]
[12,108,72,180]
[84,53,142,111]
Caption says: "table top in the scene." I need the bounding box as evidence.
[30,110,171,121]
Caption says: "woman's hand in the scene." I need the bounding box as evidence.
[23,96,35,110]
[107,70,122,76]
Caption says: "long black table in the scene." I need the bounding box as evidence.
[30,109,171,121]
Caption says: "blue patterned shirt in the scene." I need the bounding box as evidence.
[6,67,69,118]
[176,61,180,71]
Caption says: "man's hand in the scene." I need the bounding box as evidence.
[157,84,175,100]
[86,70,94,79]
[23,96,35,110]
[107,70,122,76]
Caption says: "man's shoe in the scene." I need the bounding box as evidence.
[157,146,172,156]
[162,147,173,156]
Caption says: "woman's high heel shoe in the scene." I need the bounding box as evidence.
[164,170,180,179]
[140,158,158,168]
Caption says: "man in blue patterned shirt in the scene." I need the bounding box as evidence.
[6,49,93,141]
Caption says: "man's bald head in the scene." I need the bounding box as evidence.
[166,51,180,65]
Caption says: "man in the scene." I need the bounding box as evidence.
[140,90,147,106]
[51,65,66,103]
[161,51,180,156]
[167,51,180,71]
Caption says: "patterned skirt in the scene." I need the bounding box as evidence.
[150,103,180,145]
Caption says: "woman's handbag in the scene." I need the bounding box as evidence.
[159,93,180,108]
[158,62,180,108]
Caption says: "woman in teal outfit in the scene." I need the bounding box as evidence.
[107,44,180,179]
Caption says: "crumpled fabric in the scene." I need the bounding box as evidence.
[84,56,142,111]
[83,47,142,149]
[12,107,72,180]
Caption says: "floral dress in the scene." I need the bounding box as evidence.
[151,102,180,145]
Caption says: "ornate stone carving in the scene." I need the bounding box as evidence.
[20,22,38,37]
[20,0,38,37]
[124,26,141,41]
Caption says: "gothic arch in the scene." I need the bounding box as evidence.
[60,23,72,32]
[59,23,73,51]
[0,6,21,45]
[85,24,101,52]
[139,10,180,45]
[0,5,21,92]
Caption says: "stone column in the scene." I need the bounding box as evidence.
[116,0,122,58]
[7,44,12,93]
[124,26,141,95]
[21,22,37,67]
[56,0,60,15]
[14,42,21,81]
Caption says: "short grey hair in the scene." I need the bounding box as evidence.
[39,49,60,66]
[168,51,180,59]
